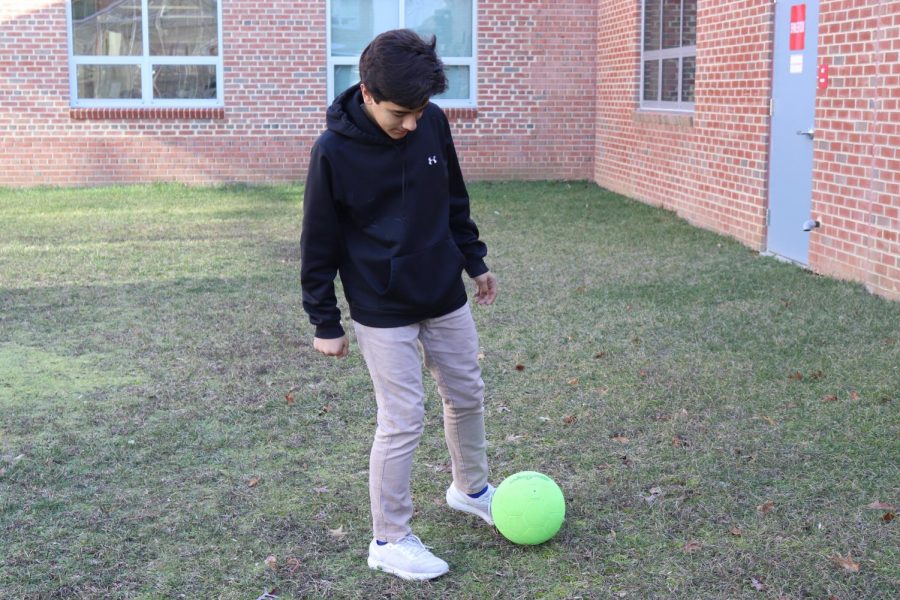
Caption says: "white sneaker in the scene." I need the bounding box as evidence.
[367,534,449,581]
[445,483,495,526]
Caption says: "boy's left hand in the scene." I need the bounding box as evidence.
[473,271,498,306]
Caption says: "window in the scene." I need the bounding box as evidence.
[67,0,223,107]
[641,0,696,111]
[328,0,477,108]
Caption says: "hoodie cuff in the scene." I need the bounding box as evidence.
[315,322,346,339]
[465,259,489,279]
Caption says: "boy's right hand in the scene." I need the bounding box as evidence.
[314,335,349,358]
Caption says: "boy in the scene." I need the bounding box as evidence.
[300,29,498,580]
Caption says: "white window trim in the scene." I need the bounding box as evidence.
[326,0,478,108]
[66,0,224,108]
[639,0,695,113]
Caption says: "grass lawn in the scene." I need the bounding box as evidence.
[1,181,897,599]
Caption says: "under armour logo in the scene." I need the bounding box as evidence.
[427,155,438,165]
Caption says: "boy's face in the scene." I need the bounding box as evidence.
[360,84,427,140]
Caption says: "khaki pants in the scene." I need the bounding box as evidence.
[353,303,489,542]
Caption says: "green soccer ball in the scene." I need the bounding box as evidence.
[491,471,565,545]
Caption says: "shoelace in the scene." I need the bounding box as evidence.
[395,534,431,557]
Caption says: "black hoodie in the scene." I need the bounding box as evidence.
[300,85,488,339]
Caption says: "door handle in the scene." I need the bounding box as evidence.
[796,128,815,139]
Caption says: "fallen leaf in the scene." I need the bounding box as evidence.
[575,285,587,293]
[567,378,579,385]
[761,415,778,427]
[611,435,629,444]
[682,540,701,553]
[850,390,860,400]
[595,351,607,359]
[729,527,743,536]
[750,576,766,591]
[639,369,648,378]
[248,476,261,488]
[809,370,825,380]
[264,555,277,570]
[822,394,838,403]
[319,404,332,414]
[672,434,689,448]
[563,415,577,425]
[515,363,525,371]
[757,500,775,514]
[285,391,295,405]
[286,556,302,575]
[328,525,348,540]
[882,512,895,523]
[865,501,896,510]
[788,371,804,381]
[829,553,860,572]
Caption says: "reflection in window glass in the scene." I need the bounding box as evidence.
[641,0,695,109]
[405,0,472,57]
[643,0,660,51]
[72,0,143,56]
[334,64,361,95]
[331,0,399,56]
[643,60,659,102]
[76,64,141,98]
[148,0,219,57]
[682,0,697,46]
[661,0,682,49]
[153,65,217,99]
[434,66,469,99]
[661,58,679,101]
[681,56,695,102]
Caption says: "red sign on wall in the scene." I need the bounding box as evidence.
[790,4,806,51]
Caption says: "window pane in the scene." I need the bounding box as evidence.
[153,65,216,99]
[406,0,473,57]
[149,0,219,56]
[334,64,361,97]
[433,65,469,99]
[661,57,679,101]
[71,0,142,56]
[662,0,681,49]
[681,56,695,102]
[683,0,697,46]
[642,60,659,101]
[77,64,141,98]
[331,0,400,57]
[643,0,660,51]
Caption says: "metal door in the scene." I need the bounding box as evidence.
[766,1,819,264]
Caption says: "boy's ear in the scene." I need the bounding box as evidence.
[360,83,374,105]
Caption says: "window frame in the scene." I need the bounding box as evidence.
[639,0,696,112]
[326,0,478,108]
[66,0,225,108]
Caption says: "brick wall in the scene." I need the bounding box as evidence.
[0,0,595,186]
[593,0,899,300]
[594,0,774,250]
[814,0,900,299]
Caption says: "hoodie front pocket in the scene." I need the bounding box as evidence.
[385,238,465,307]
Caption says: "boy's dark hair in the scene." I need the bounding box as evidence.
[359,29,447,109]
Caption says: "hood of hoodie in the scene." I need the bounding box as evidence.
[326,84,397,147]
